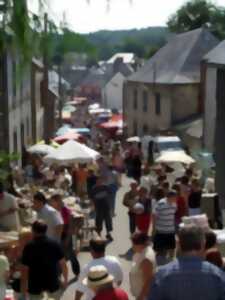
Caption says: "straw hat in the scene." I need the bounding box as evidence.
[83,265,114,288]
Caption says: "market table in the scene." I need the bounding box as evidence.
[0,231,19,251]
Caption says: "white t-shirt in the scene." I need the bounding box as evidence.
[75,255,123,300]
[130,246,156,297]
[37,204,63,240]
[0,192,20,231]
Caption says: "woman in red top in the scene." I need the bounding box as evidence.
[135,187,152,234]
[173,184,188,228]
[83,265,128,300]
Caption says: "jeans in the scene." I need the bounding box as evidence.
[128,212,136,234]
[96,206,113,233]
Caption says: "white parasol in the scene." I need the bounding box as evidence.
[126,136,141,143]
[44,140,101,165]
[28,144,55,155]
[155,151,195,165]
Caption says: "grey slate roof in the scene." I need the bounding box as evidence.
[204,40,225,66]
[128,28,219,84]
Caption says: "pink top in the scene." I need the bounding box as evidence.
[61,206,72,225]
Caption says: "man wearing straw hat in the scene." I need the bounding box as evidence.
[83,265,128,300]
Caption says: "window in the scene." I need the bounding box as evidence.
[21,123,25,147]
[27,117,30,140]
[155,93,161,115]
[143,90,148,112]
[13,131,17,153]
[12,60,17,99]
[143,124,149,135]
[133,89,138,110]
[133,120,138,136]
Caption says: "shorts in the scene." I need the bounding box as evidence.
[153,232,176,251]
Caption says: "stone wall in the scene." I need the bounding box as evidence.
[124,81,200,137]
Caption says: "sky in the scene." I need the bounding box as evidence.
[29,0,225,33]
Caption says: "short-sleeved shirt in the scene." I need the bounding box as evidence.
[37,205,63,240]
[22,236,64,295]
[0,192,20,230]
[154,198,177,233]
[93,288,128,300]
[148,257,225,300]
[76,256,123,300]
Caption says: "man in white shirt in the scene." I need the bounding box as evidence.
[153,190,177,262]
[33,192,63,241]
[0,183,20,231]
[74,238,123,300]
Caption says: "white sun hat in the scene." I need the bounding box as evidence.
[83,265,114,288]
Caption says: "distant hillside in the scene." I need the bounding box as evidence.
[84,27,170,60]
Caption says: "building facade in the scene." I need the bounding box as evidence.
[124,81,199,137]
[123,28,219,138]
[0,51,32,159]
[102,72,125,111]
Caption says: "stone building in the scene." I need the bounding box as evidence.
[202,40,225,152]
[0,51,33,158]
[123,28,219,137]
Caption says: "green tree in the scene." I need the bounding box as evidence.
[167,0,225,39]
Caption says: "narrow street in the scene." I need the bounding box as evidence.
[63,176,134,299]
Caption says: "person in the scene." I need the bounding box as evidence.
[0,254,10,299]
[106,166,120,217]
[148,225,225,300]
[179,176,190,207]
[205,231,224,269]
[10,228,33,297]
[173,184,188,228]
[132,155,142,183]
[140,167,152,194]
[87,170,97,199]
[0,182,20,231]
[135,187,152,234]
[130,233,156,300]
[21,220,68,300]
[50,194,80,277]
[123,180,139,234]
[83,265,128,300]
[90,177,113,241]
[33,192,63,241]
[74,238,123,300]
[151,188,165,216]
[153,190,177,262]
[76,164,88,197]
[188,179,202,216]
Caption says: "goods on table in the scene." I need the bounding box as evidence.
[0,232,19,250]
[182,214,209,229]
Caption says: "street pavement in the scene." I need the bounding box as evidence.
[62,176,134,299]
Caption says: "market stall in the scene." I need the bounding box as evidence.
[44,140,101,165]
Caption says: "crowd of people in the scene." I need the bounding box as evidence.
[0,132,223,300]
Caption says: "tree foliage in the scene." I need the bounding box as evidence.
[167,0,225,39]
[86,27,169,60]
[0,0,96,67]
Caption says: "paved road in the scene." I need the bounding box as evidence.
[63,176,134,299]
